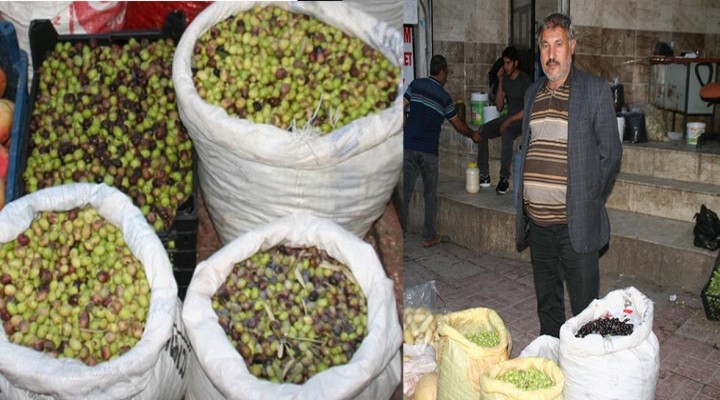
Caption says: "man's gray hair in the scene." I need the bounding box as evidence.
[537,12,576,47]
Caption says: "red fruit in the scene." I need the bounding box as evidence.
[0,99,13,145]
[0,145,8,180]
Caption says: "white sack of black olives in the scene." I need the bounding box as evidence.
[173,1,403,243]
[182,214,402,400]
[0,184,190,400]
[558,287,659,400]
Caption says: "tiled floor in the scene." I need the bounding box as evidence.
[404,232,720,400]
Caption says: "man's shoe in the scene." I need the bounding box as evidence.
[422,235,442,248]
[495,178,509,195]
[480,175,491,188]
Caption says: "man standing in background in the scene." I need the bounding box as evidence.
[515,13,622,337]
[403,54,480,248]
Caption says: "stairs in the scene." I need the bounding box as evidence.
[405,125,720,295]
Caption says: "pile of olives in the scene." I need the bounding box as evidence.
[213,245,367,384]
[192,5,399,133]
[0,207,150,365]
[25,38,194,232]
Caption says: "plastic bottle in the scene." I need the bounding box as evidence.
[466,162,480,193]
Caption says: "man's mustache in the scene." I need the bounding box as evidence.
[546,59,560,66]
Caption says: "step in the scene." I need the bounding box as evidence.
[607,173,720,222]
[405,173,717,295]
[438,123,720,184]
[620,141,720,186]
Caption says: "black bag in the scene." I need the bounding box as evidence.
[624,112,647,143]
[693,204,720,251]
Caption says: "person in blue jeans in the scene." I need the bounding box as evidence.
[403,55,480,248]
[477,46,532,194]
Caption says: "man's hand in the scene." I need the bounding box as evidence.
[472,130,481,143]
[499,119,510,135]
[496,65,505,81]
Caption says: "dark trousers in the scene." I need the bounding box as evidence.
[402,150,439,241]
[477,116,522,179]
[529,220,599,338]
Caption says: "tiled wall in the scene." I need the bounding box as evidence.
[431,0,509,109]
[571,0,720,131]
[572,0,720,107]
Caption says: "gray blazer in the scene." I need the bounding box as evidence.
[515,67,623,254]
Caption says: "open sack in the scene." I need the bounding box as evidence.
[172,1,403,243]
[520,287,659,400]
[479,357,564,400]
[181,214,401,400]
[0,184,190,399]
[436,307,511,400]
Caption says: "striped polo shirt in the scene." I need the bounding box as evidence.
[523,73,572,226]
[403,77,457,156]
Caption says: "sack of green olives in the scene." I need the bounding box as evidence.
[558,287,659,400]
[0,183,190,399]
[172,2,402,243]
[436,307,511,400]
[181,214,402,399]
[479,357,564,399]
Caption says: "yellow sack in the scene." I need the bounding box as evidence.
[436,308,511,400]
[480,357,564,400]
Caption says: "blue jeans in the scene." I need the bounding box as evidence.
[477,116,522,179]
[529,220,599,338]
[402,150,439,241]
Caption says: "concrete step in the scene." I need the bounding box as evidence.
[405,172,718,295]
[438,125,720,222]
[438,123,720,183]
[620,141,720,186]
[607,173,720,222]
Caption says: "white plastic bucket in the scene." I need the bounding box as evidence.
[686,122,705,145]
[617,117,625,142]
[470,92,488,125]
[484,105,500,123]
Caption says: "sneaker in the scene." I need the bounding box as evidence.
[422,235,442,248]
[479,175,491,188]
[496,178,509,195]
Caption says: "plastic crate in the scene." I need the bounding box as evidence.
[13,11,198,237]
[160,228,197,254]
[701,251,720,321]
[0,21,29,203]
[168,249,197,300]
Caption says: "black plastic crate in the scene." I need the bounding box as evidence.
[701,251,720,321]
[14,10,198,237]
[0,21,30,203]
[169,249,197,300]
[160,228,197,253]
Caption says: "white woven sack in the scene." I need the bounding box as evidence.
[0,184,190,400]
[182,214,402,400]
[172,1,403,243]
[519,335,559,363]
[558,286,659,400]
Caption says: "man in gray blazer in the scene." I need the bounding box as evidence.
[514,12,623,337]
